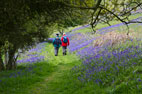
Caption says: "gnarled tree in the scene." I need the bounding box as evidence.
[0,0,73,70]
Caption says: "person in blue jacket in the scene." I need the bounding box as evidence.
[53,33,62,56]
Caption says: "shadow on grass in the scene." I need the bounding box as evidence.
[0,61,56,94]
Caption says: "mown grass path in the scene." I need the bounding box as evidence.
[28,43,82,94]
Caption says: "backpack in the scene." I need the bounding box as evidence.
[53,38,61,46]
[63,36,68,43]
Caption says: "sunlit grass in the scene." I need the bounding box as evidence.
[0,43,81,94]
[0,61,55,94]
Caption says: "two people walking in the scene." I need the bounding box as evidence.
[53,33,70,56]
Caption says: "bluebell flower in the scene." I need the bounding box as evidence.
[137,78,141,82]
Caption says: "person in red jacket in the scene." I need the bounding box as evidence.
[61,33,70,55]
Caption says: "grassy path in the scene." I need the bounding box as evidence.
[28,43,82,94]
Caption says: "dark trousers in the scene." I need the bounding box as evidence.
[54,47,59,56]
[62,46,67,55]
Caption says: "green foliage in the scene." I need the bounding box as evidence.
[0,0,75,70]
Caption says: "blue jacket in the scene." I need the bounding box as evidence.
[53,37,62,47]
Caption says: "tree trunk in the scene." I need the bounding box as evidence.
[0,52,4,71]
[4,51,8,65]
[6,49,16,70]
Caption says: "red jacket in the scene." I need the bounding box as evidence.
[61,35,70,47]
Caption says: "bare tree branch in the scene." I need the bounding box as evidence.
[92,8,102,25]
[91,8,102,33]
[99,6,127,24]
[98,6,142,35]
[120,2,142,16]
